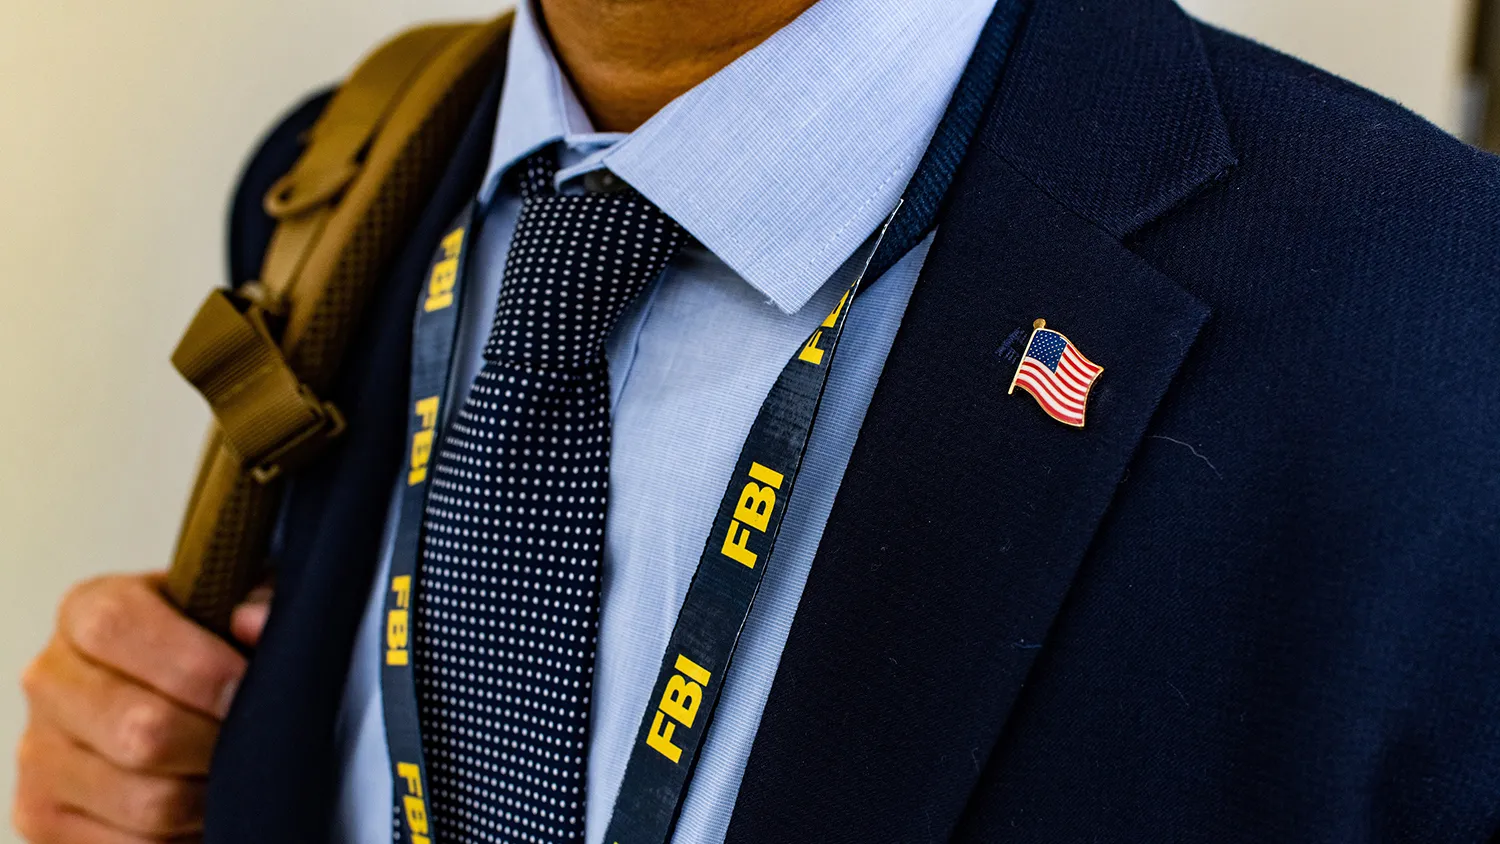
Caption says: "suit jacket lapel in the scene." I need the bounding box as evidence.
[726,0,1236,840]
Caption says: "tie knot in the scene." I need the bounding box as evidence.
[485,154,686,370]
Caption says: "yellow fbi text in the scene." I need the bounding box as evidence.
[423,227,465,312]
[396,761,433,844]
[798,288,851,365]
[646,654,713,764]
[386,575,412,667]
[407,396,440,486]
[721,462,784,569]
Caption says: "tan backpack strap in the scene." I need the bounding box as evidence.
[170,23,473,483]
[258,24,476,299]
[263,25,472,222]
[167,14,513,634]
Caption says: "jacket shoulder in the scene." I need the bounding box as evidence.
[1145,21,1500,349]
[1190,22,1500,283]
[1132,23,1499,499]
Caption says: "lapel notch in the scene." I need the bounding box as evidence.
[986,0,1238,239]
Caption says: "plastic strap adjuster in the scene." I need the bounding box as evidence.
[173,288,347,484]
[247,389,346,483]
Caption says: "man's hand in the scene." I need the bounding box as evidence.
[14,573,271,843]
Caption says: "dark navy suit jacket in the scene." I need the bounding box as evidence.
[206,0,1500,839]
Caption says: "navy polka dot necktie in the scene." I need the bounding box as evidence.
[412,150,687,843]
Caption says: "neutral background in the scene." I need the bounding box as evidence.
[0,0,1479,838]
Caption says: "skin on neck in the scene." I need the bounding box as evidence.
[538,0,820,132]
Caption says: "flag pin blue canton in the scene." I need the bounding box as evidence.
[1008,319,1103,428]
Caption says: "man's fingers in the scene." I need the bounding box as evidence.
[13,783,176,844]
[19,721,204,839]
[15,572,222,843]
[21,642,219,776]
[228,587,273,650]
[58,574,245,720]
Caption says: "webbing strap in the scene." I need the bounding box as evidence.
[172,291,344,481]
[171,24,477,483]
[259,24,477,303]
[264,24,473,222]
[168,13,513,635]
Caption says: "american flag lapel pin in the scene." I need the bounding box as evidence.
[1008,319,1103,428]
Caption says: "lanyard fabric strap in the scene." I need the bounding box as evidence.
[381,3,1029,840]
[384,195,891,844]
[604,0,1027,832]
[382,197,890,844]
[600,211,896,844]
[381,203,477,844]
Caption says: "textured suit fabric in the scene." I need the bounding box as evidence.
[205,0,1500,841]
[724,2,1500,842]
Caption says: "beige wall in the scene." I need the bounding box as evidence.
[0,2,499,836]
[0,0,1474,839]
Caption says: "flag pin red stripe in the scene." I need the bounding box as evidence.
[1007,318,1103,428]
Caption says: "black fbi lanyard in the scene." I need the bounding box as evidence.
[379,194,898,844]
[606,0,1029,830]
[376,0,1030,830]
[601,206,898,844]
[380,201,477,844]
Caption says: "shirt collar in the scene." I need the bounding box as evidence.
[479,0,603,203]
[483,0,998,314]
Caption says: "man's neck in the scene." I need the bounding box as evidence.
[538,0,819,132]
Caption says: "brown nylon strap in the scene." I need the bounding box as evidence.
[171,291,344,480]
[167,14,513,634]
[170,24,476,482]
[264,24,473,222]
[259,24,476,305]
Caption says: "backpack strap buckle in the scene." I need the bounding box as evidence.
[172,288,347,484]
[244,384,346,483]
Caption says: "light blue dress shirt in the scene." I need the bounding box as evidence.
[332,0,997,841]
